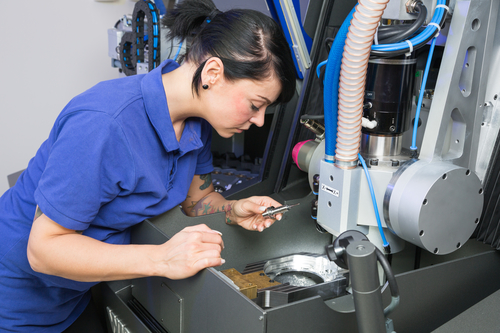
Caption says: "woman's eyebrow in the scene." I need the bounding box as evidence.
[257,95,272,104]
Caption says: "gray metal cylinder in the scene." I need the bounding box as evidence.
[346,241,386,333]
[360,133,403,157]
[385,160,483,254]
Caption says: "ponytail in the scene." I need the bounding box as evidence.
[162,0,217,41]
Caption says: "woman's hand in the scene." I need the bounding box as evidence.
[228,196,283,232]
[182,176,283,232]
[154,224,225,280]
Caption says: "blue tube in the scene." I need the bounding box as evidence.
[323,5,357,159]
[173,40,183,62]
[316,59,328,79]
[411,37,437,151]
[358,153,390,247]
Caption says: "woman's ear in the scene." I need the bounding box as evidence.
[202,57,225,87]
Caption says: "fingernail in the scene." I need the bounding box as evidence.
[259,206,267,212]
[253,225,257,230]
[265,222,271,228]
[211,230,223,236]
[220,258,226,265]
[277,215,282,221]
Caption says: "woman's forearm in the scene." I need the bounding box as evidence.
[28,220,159,281]
[27,212,223,282]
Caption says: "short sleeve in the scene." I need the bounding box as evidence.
[34,111,135,231]
[194,120,214,175]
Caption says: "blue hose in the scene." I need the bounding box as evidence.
[323,5,357,159]
[358,153,390,248]
[173,40,183,62]
[316,60,328,79]
[411,37,437,151]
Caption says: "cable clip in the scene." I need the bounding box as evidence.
[427,22,441,38]
[435,4,450,12]
[404,39,414,56]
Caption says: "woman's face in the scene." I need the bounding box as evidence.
[205,75,282,138]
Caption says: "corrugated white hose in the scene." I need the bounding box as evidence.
[335,0,389,168]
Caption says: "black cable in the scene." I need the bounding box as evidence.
[167,37,174,59]
[378,26,423,43]
[375,247,399,298]
[301,114,325,120]
[377,26,410,40]
[379,3,427,44]
[414,246,422,269]
[376,2,426,40]
[325,37,334,53]
[377,22,420,39]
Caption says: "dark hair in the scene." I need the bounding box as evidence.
[161,0,296,105]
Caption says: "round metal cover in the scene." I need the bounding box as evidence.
[386,161,483,255]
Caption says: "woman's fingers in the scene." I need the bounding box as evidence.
[160,225,225,279]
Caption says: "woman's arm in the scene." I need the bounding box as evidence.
[27,206,224,282]
[181,173,283,232]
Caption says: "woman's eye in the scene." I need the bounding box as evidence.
[251,104,260,111]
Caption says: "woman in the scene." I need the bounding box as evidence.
[0,0,296,331]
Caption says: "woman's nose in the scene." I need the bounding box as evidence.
[250,108,266,127]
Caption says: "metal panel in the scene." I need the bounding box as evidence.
[432,289,500,332]
[131,273,266,333]
[160,283,182,333]
[265,296,358,333]
[420,0,498,171]
[101,282,153,333]
[390,250,500,332]
[7,169,24,188]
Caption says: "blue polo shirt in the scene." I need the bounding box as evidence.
[0,59,214,332]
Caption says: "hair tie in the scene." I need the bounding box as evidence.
[207,9,221,23]
[199,9,221,31]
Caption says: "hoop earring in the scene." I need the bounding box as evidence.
[202,84,209,90]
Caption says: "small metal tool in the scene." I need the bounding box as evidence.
[262,203,300,218]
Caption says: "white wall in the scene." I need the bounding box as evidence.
[0,0,137,195]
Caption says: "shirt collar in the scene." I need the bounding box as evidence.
[141,59,203,154]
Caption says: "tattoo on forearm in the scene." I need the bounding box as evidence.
[191,198,217,215]
[33,206,43,221]
[190,198,236,225]
[185,195,197,210]
[199,173,212,190]
[224,202,236,225]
